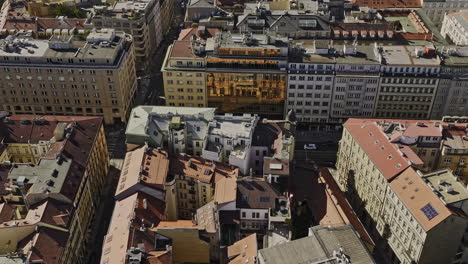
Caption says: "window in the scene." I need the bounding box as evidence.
[242,212,246,218]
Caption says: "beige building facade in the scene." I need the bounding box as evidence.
[0,115,110,264]
[335,119,468,264]
[162,41,208,107]
[0,30,137,125]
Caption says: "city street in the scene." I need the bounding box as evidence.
[135,0,186,106]
[293,129,341,165]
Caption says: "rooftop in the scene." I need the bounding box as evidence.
[236,178,280,209]
[380,45,441,66]
[214,177,237,205]
[208,114,258,139]
[448,10,468,29]
[100,192,165,264]
[227,233,257,264]
[263,157,289,176]
[0,115,103,203]
[115,146,170,197]
[421,169,468,205]
[169,155,239,184]
[196,201,217,233]
[126,106,215,138]
[389,167,452,232]
[8,158,72,200]
[259,225,375,264]
[237,10,330,33]
[442,124,468,151]
[344,119,411,180]
[0,30,129,63]
[352,0,421,8]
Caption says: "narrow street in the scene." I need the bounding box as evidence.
[135,0,186,106]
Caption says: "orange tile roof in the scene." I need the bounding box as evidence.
[399,145,424,166]
[155,220,197,229]
[147,251,172,264]
[344,119,410,180]
[390,168,452,231]
[101,192,165,264]
[319,168,375,250]
[402,122,442,138]
[228,233,257,264]
[214,177,237,204]
[178,27,220,41]
[169,155,238,184]
[116,147,169,197]
[170,41,198,58]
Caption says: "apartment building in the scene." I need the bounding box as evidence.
[1,17,87,38]
[162,32,289,118]
[441,10,468,45]
[286,40,380,126]
[438,120,468,180]
[432,47,468,119]
[259,225,375,264]
[116,145,239,220]
[88,0,172,74]
[154,220,211,263]
[375,45,441,119]
[332,44,380,123]
[126,106,295,176]
[100,192,168,264]
[167,154,239,219]
[0,30,137,125]
[287,41,336,124]
[237,5,331,39]
[236,178,282,242]
[125,106,256,175]
[251,118,295,178]
[162,40,208,107]
[335,118,468,264]
[423,0,468,28]
[206,33,288,118]
[0,115,109,264]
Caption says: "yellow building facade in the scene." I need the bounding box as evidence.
[0,116,110,264]
[0,31,137,125]
[162,41,208,107]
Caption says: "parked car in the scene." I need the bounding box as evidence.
[304,144,317,150]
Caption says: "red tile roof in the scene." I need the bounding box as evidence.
[170,41,198,58]
[344,119,410,180]
[390,167,452,231]
[403,122,442,138]
[169,155,238,184]
[0,115,104,203]
[236,178,280,209]
[228,233,257,264]
[116,147,169,197]
[25,227,68,264]
[101,192,165,264]
[319,168,375,250]
[178,27,220,41]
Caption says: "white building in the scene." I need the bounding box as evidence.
[126,106,295,176]
[332,44,380,123]
[286,40,380,129]
[441,10,468,45]
[431,47,468,119]
[423,0,468,28]
[202,113,258,175]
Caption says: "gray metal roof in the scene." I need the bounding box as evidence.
[259,225,375,264]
